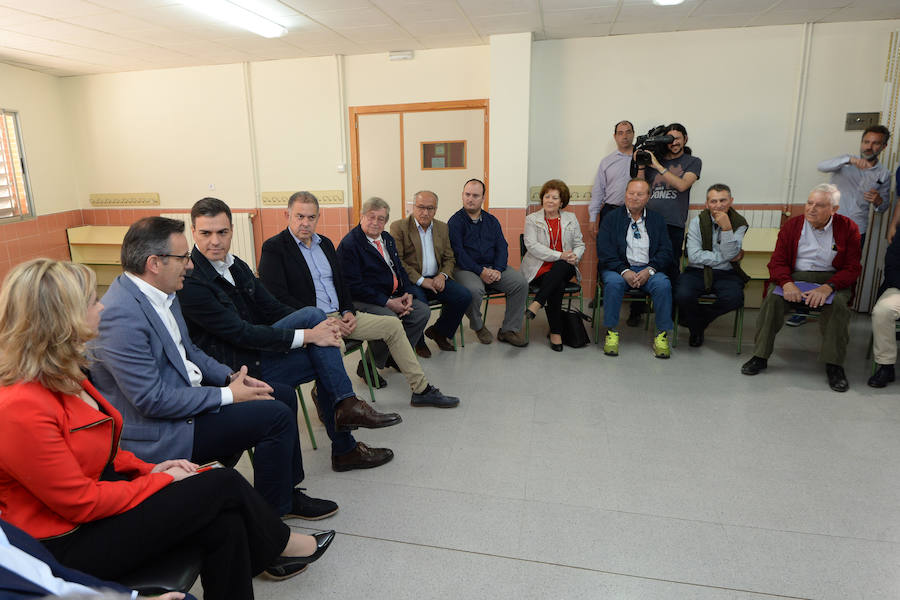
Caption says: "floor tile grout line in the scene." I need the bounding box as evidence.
[313,477,900,546]
[289,526,814,600]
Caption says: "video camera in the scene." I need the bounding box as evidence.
[630,125,674,177]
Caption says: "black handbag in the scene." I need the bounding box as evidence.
[561,308,591,348]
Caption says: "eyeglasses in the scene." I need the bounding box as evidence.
[157,253,191,264]
[630,222,641,239]
[414,205,436,212]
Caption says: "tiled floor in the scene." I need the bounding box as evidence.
[210,307,900,600]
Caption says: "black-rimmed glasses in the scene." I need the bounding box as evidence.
[157,253,191,263]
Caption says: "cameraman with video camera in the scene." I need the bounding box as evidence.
[634,123,702,285]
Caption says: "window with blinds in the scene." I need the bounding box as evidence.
[0,110,33,221]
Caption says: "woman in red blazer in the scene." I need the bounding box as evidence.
[0,259,334,600]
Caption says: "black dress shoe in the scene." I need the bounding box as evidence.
[264,530,336,579]
[868,364,896,388]
[688,330,704,347]
[825,363,849,392]
[625,312,642,327]
[334,397,402,431]
[332,442,394,471]
[741,356,767,375]
[357,360,386,389]
[283,489,338,520]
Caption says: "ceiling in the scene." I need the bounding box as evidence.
[0,0,898,77]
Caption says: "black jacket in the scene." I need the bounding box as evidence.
[177,247,294,378]
[258,229,355,314]
[336,225,413,306]
[879,232,900,296]
[596,205,674,275]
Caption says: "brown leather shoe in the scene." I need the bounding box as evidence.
[415,341,432,358]
[425,326,455,352]
[334,396,402,431]
[474,326,493,344]
[497,328,528,347]
[332,442,394,472]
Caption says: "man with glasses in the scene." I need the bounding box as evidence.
[258,191,459,408]
[596,179,675,358]
[390,190,470,355]
[92,216,339,518]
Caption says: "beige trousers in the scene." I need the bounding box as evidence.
[330,311,428,394]
[872,287,900,365]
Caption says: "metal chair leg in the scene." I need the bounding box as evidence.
[295,386,318,450]
[356,344,377,404]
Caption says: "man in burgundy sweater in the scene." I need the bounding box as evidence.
[741,183,862,392]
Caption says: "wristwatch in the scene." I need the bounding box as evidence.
[647,267,656,277]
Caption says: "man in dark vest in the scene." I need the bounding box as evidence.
[674,183,749,347]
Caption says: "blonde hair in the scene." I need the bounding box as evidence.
[0,259,97,394]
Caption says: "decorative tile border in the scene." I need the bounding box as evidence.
[261,190,344,206]
[89,193,160,207]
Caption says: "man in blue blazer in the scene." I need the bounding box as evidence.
[596,179,675,358]
[91,217,337,520]
[0,517,190,599]
[336,196,431,367]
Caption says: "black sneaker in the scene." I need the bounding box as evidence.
[283,489,338,521]
[868,364,896,388]
[411,384,460,408]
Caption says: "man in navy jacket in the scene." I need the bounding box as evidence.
[0,517,191,599]
[337,197,431,366]
[596,179,675,358]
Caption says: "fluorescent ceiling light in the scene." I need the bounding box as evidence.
[652,0,685,5]
[182,0,288,38]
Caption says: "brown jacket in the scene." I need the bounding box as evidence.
[389,215,456,283]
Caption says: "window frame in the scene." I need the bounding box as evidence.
[0,109,35,222]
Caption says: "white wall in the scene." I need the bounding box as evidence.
[490,33,532,209]
[0,62,76,215]
[529,20,900,207]
[61,63,256,209]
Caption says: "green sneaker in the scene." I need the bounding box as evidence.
[603,330,619,356]
[653,331,670,359]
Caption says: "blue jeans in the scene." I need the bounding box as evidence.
[409,278,471,339]
[601,267,673,332]
[260,307,357,456]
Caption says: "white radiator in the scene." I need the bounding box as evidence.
[162,212,256,268]
[686,209,782,228]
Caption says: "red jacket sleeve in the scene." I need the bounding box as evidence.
[828,218,862,290]
[767,223,796,287]
[0,391,173,525]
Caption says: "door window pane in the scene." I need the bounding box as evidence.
[421,141,466,170]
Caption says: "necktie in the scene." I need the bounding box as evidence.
[374,239,398,293]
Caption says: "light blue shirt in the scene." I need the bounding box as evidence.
[416,221,439,284]
[685,215,747,271]
[818,154,890,235]
[589,150,632,221]
[291,230,341,314]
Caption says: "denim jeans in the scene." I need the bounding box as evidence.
[601,267,673,332]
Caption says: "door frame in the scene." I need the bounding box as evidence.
[348,99,489,222]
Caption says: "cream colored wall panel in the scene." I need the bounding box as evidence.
[345,46,490,107]
[490,33,531,209]
[358,113,403,220]
[402,109,485,224]
[61,63,255,210]
[0,63,77,216]
[249,57,348,197]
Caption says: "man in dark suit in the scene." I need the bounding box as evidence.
[596,178,675,359]
[258,191,459,408]
[389,190,470,354]
[176,198,403,472]
[0,517,193,599]
[336,197,431,365]
[92,217,337,518]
